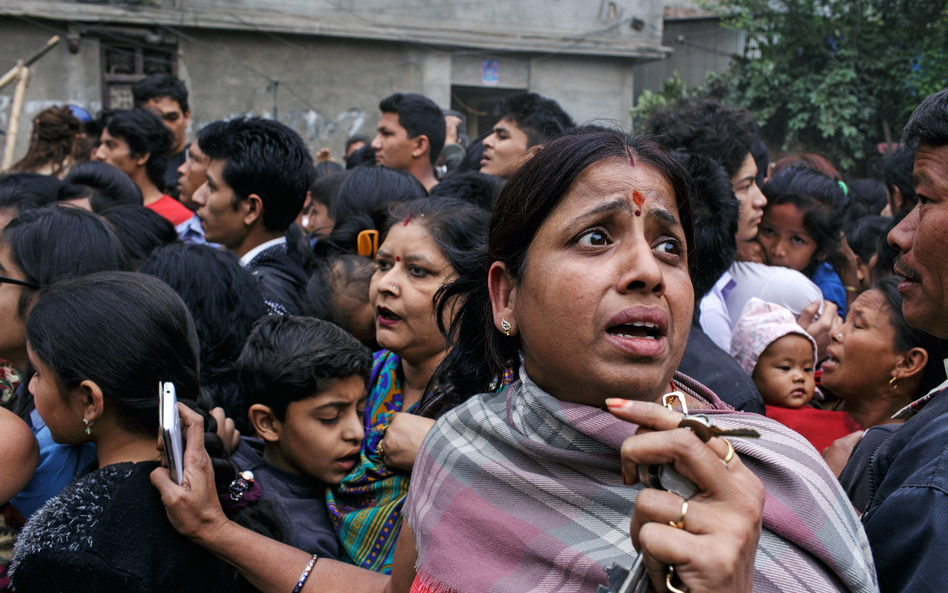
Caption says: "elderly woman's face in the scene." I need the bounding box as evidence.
[509,158,692,407]
[822,290,902,400]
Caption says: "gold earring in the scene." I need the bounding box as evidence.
[500,319,511,336]
[889,376,898,391]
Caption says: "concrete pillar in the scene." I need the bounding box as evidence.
[421,51,451,109]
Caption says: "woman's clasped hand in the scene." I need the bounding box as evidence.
[610,398,764,593]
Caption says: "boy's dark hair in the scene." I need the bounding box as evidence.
[238,316,372,422]
[762,165,849,275]
[100,204,177,268]
[902,88,948,148]
[198,117,312,233]
[309,171,346,212]
[345,144,376,169]
[379,93,446,165]
[671,151,738,302]
[140,243,266,433]
[0,173,60,217]
[132,73,190,114]
[344,135,369,156]
[493,92,575,148]
[315,161,343,179]
[646,99,757,180]
[845,215,891,263]
[104,109,173,190]
[844,178,889,224]
[430,170,505,211]
[883,144,918,213]
[59,161,144,211]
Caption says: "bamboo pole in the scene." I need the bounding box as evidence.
[2,61,30,171]
[0,36,59,92]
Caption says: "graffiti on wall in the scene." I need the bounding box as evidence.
[193,107,366,152]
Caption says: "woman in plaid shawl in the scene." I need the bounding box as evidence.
[152,131,876,593]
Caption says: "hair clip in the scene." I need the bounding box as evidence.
[228,470,255,501]
[220,470,262,514]
[357,229,379,257]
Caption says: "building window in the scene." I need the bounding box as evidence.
[100,35,177,109]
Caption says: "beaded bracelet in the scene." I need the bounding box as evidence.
[292,554,318,593]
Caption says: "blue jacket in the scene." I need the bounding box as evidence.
[862,386,948,592]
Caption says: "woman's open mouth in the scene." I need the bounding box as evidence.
[603,308,669,357]
[606,321,661,340]
[376,305,402,328]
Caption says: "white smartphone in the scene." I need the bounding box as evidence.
[159,382,184,485]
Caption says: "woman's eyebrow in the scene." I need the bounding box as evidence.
[574,199,632,224]
[646,207,683,231]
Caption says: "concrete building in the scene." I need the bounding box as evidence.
[633,0,745,102]
[0,0,672,163]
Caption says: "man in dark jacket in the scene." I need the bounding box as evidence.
[858,88,948,592]
[191,118,311,315]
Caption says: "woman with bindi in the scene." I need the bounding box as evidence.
[150,132,877,593]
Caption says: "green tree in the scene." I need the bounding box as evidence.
[710,0,948,171]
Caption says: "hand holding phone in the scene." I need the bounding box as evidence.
[159,382,185,485]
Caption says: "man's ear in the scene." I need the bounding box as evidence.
[134,152,151,168]
[411,135,430,160]
[488,261,518,336]
[243,194,265,227]
[248,404,281,443]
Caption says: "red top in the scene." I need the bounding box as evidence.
[765,405,862,453]
[147,195,193,227]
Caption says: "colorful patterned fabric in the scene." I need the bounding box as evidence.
[325,350,415,573]
[405,367,878,593]
[0,362,21,409]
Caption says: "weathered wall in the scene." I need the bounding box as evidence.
[633,17,744,103]
[2,12,642,164]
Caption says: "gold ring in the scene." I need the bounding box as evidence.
[722,438,735,466]
[666,565,689,593]
[669,499,688,530]
[376,439,385,457]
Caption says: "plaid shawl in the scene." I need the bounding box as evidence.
[405,367,877,593]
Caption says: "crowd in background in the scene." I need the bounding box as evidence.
[0,71,947,593]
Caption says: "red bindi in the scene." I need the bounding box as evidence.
[395,256,401,262]
[632,189,644,207]
[632,189,644,216]
[626,146,635,168]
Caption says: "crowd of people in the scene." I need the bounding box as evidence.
[0,70,946,593]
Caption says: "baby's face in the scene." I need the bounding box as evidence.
[752,334,815,408]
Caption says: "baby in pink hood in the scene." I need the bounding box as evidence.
[731,297,818,409]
